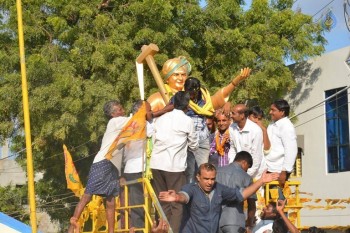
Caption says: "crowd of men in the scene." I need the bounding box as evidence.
[67,56,300,233]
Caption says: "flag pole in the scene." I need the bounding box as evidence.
[16,0,37,232]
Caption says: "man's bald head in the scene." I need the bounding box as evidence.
[231,104,248,125]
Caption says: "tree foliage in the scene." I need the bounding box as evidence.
[0,185,29,224]
[0,0,325,228]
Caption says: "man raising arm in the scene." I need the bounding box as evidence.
[159,163,279,233]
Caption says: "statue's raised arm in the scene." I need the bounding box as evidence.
[210,67,251,108]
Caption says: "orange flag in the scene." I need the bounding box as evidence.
[105,102,147,160]
[63,144,83,197]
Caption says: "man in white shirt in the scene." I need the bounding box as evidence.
[266,99,297,187]
[231,104,263,179]
[150,91,198,233]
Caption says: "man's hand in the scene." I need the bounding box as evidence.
[231,67,251,86]
[69,217,79,232]
[261,170,279,184]
[222,102,231,117]
[276,199,287,213]
[222,133,230,143]
[278,171,287,188]
[245,216,256,233]
[119,177,126,187]
[159,190,177,202]
[151,219,169,233]
[254,119,265,128]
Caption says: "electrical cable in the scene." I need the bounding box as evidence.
[312,0,336,18]
[295,101,350,128]
[290,85,350,120]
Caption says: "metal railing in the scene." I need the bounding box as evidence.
[264,180,302,228]
[78,178,172,233]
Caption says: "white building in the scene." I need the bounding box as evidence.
[288,46,350,229]
[0,140,27,186]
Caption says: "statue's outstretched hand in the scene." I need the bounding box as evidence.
[231,67,251,86]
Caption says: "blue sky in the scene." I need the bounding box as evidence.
[294,0,350,53]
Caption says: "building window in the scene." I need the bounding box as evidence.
[325,87,350,173]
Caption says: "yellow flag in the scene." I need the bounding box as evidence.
[105,102,147,160]
[63,144,83,197]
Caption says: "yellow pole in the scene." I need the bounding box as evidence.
[16,0,37,232]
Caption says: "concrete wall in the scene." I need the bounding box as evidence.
[0,140,27,186]
[288,46,350,228]
[0,159,27,186]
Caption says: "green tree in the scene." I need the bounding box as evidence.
[0,185,29,224]
[0,0,325,228]
[202,0,325,109]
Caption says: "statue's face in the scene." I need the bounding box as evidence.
[167,66,187,92]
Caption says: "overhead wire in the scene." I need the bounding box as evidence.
[311,0,336,18]
[1,201,79,220]
[7,202,79,220]
[1,89,97,160]
[295,100,350,128]
[0,94,104,163]
[0,145,33,161]
[5,193,79,216]
[0,122,112,171]
[290,85,350,120]
[0,128,116,174]
[1,190,76,205]
[0,124,125,180]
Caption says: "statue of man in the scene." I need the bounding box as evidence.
[147,56,251,111]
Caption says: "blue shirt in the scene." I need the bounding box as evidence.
[179,182,244,233]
